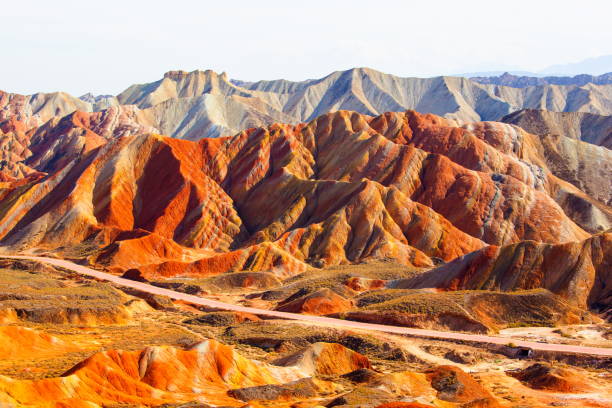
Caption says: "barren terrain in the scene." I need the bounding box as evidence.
[1,258,610,407]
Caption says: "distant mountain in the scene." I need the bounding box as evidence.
[470,72,612,88]
[112,68,612,138]
[0,89,91,128]
[79,92,114,103]
[459,55,612,79]
[540,55,612,76]
[456,70,540,78]
[2,67,612,140]
[79,92,118,110]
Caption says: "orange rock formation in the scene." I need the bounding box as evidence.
[0,110,607,283]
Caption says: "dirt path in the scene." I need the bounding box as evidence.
[3,255,611,357]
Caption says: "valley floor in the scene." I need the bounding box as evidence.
[0,257,610,407]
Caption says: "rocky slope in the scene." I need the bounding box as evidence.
[501,108,612,148]
[461,119,612,230]
[4,109,609,277]
[0,108,610,325]
[2,109,610,277]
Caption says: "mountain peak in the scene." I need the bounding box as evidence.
[163,69,229,81]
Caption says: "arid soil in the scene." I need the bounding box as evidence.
[0,259,610,407]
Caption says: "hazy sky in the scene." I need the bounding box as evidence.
[3,0,612,95]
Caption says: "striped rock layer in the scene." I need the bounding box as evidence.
[0,110,608,280]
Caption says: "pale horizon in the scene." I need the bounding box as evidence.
[3,0,612,96]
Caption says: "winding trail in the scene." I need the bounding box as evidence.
[3,254,611,357]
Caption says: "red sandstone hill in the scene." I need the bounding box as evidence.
[389,232,611,311]
[0,110,609,283]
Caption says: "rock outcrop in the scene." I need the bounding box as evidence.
[272,342,372,376]
[426,366,500,407]
[275,288,354,315]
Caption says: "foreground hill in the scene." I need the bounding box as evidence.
[0,325,525,408]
